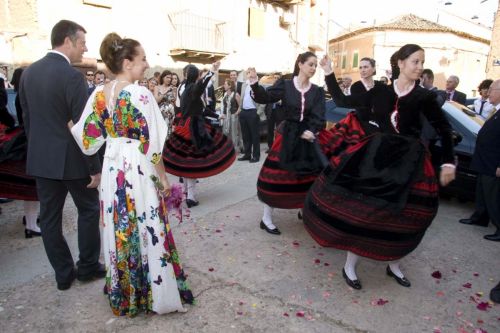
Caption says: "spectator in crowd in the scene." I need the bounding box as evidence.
[230,70,243,95]
[221,78,240,147]
[19,19,103,291]
[0,73,15,130]
[421,69,437,91]
[265,72,284,152]
[438,75,466,105]
[473,79,494,120]
[138,77,148,87]
[379,76,389,85]
[460,79,500,242]
[351,57,379,94]
[88,70,106,95]
[342,76,352,95]
[147,77,158,93]
[85,70,95,90]
[237,67,265,163]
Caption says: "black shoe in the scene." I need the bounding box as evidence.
[249,157,259,163]
[342,268,362,290]
[238,156,251,161]
[77,263,106,282]
[179,177,184,183]
[57,269,77,290]
[0,198,13,204]
[25,228,42,238]
[386,266,411,287]
[490,282,500,303]
[459,218,489,227]
[260,221,281,235]
[297,210,303,220]
[483,234,500,242]
[186,199,199,208]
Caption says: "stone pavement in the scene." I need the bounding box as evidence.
[0,147,499,332]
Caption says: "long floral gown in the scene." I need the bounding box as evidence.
[71,84,193,316]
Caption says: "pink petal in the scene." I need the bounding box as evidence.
[292,241,300,247]
[215,229,221,233]
[283,312,289,317]
[296,311,305,317]
[476,302,490,311]
[463,283,472,288]
[314,259,321,264]
[431,271,442,279]
[473,272,479,277]
[208,267,214,272]
[324,263,330,266]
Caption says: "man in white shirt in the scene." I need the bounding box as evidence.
[473,79,494,120]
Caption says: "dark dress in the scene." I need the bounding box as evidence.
[303,73,455,261]
[250,78,333,209]
[162,69,235,178]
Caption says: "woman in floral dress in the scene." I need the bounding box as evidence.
[70,33,193,316]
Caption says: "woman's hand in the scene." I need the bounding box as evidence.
[439,166,456,186]
[320,55,333,75]
[159,176,171,197]
[300,130,316,142]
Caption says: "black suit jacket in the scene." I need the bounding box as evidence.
[437,89,467,105]
[20,52,101,179]
[471,108,500,176]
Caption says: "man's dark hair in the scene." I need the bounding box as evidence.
[95,70,105,77]
[51,20,86,48]
[422,68,434,80]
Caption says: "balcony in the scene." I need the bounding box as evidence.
[264,0,305,8]
[168,11,228,64]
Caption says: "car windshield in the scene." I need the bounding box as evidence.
[447,101,485,128]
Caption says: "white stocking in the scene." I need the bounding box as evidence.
[344,251,359,280]
[186,178,197,201]
[388,261,405,278]
[24,200,40,232]
[261,204,277,230]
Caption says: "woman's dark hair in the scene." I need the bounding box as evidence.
[225,78,235,92]
[160,70,172,85]
[293,51,317,76]
[11,67,24,92]
[478,79,493,91]
[100,33,140,74]
[390,44,424,82]
[51,20,86,48]
[185,65,199,84]
[360,57,376,75]
[171,73,180,87]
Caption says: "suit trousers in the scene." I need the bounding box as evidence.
[239,109,260,159]
[476,174,500,232]
[35,177,101,283]
[470,176,490,224]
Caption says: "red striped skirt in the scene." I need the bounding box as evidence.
[256,129,333,209]
[303,122,439,261]
[0,159,38,201]
[162,117,236,178]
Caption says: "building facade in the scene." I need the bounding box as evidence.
[328,14,491,97]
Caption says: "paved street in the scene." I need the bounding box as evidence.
[0,145,499,332]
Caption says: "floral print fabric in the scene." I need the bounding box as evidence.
[71,85,193,316]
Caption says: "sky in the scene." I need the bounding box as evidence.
[329,0,499,37]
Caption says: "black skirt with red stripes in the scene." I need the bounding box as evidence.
[162,116,236,178]
[256,128,334,210]
[303,114,439,261]
[0,159,38,201]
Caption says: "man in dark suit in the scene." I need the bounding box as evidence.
[437,75,467,105]
[460,79,500,241]
[19,20,104,290]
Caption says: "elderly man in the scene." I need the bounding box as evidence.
[460,79,500,241]
[438,75,466,105]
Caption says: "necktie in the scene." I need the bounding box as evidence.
[479,100,486,115]
[446,92,451,101]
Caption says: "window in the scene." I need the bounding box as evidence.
[248,7,265,38]
[352,51,359,69]
[341,55,347,69]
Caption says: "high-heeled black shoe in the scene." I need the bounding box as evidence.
[297,210,303,220]
[186,199,199,208]
[342,268,362,289]
[25,229,42,238]
[386,265,411,287]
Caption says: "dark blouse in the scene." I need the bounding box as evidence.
[250,79,325,133]
[181,71,216,118]
[325,73,455,164]
[350,80,383,96]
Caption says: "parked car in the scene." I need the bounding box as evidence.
[325,98,484,202]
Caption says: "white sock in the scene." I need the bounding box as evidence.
[388,261,405,278]
[344,251,359,280]
[186,178,197,201]
[24,201,41,232]
[262,204,277,230]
